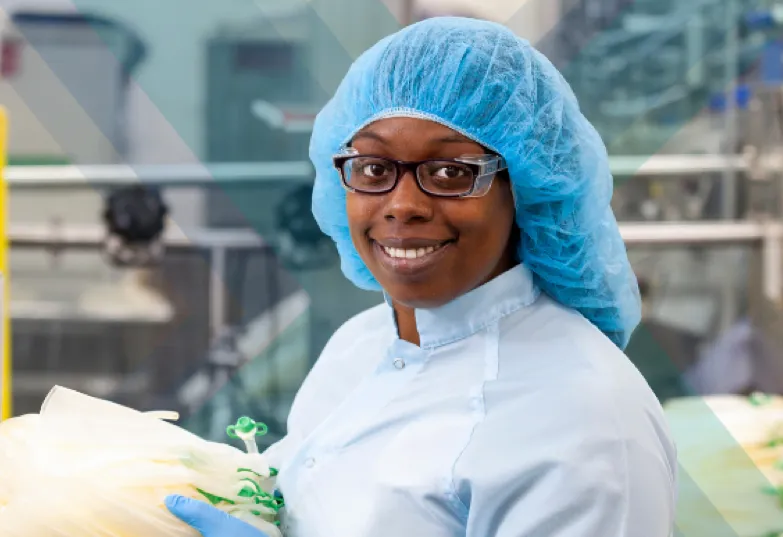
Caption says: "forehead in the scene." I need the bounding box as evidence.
[351,117,486,159]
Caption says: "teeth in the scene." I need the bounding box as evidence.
[382,244,441,259]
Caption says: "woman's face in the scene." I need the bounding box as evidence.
[346,117,517,309]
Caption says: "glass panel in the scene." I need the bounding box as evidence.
[626,244,782,405]
[559,0,754,156]
[612,174,736,222]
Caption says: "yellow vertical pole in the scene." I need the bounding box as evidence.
[0,106,11,420]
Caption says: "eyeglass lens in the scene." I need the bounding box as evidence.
[342,156,476,195]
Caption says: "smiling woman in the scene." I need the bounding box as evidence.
[167,16,678,537]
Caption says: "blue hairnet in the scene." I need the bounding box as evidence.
[310,17,641,349]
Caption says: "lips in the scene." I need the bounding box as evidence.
[380,243,445,259]
[371,238,454,276]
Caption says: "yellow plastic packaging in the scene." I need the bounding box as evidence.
[0,386,282,537]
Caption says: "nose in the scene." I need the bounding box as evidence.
[383,170,434,223]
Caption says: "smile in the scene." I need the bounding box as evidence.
[372,239,453,276]
[381,243,445,259]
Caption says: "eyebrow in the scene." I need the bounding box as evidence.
[435,134,474,144]
[351,131,386,144]
[351,131,474,145]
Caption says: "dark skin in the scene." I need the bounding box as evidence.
[346,117,518,346]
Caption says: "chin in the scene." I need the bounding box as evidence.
[382,283,454,310]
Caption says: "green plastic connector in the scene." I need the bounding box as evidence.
[227,417,269,439]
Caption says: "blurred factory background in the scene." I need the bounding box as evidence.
[1,0,783,456]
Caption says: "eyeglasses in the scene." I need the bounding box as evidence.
[332,148,507,198]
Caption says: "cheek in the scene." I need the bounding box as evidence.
[450,201,511,238]
[345,195,376,247]
[447,198,515,255]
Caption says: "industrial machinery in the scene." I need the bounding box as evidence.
[0,9,177,417]
[559,0,766,154]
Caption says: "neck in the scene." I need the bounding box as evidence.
[393,302,420,346]
[391,257,519,347]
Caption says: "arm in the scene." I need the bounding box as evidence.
[460,444,675,537]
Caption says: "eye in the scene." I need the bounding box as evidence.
[362,163,388,177]
[433,165,469,179]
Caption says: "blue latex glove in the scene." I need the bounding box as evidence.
[165,495,270,537]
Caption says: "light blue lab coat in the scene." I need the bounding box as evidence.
[265,264,677,536]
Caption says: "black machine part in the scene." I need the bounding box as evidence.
[102,186,169,267]
[275,184,337,271]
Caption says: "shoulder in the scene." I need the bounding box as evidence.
[498,294,656,404]
[500,292,625,357]
[454,294,677,521]
[498,293,674,451]
[454,371,677,534]
[467,330,675,473]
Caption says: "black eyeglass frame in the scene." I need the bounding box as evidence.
[332,147,508,198]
